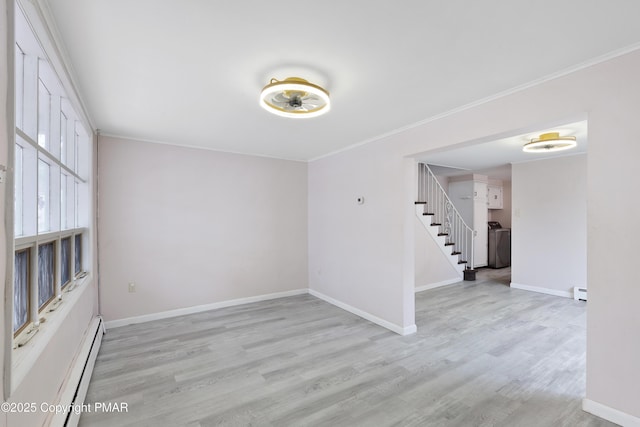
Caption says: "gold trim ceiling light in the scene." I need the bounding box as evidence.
[523,132,577,153]
[260,77,330,118]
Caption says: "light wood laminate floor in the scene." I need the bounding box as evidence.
[80,271,612,426]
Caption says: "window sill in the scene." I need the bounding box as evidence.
[11,273,92,394]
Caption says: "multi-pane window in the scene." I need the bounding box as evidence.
[12,6,90,338]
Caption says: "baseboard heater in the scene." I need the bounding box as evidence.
[48,316,104,427]
[573,287,587,301]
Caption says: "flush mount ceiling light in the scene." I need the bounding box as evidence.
[523,132,577,153]
[260,77,330,118]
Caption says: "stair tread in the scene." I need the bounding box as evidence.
[414,201,427,205]
[444,242,455,246]
[431,223,441,226]
[451,251,461,255]
[423,212,435,216]
[438,233,448,236]
[458,260,468,264]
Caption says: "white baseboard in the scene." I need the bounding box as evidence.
[48,317,103,427]
[583,398,640,427]
[106,287,418,336]
[510,282,572,298]
[309,289,416,336]
[105,289,308,329]
[416,277,461,293]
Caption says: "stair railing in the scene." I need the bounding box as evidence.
[417,163,474,269]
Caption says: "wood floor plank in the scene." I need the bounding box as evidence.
[80,269,614,426]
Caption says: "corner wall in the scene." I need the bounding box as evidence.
[97,136,309,322]
[308,143,415,332]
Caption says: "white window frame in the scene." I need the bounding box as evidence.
[12,8,91,330]
[5,0,95,396]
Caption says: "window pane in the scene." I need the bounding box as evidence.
[74,130,79,173]
[74,180,79,228]
[60,173,67,229]
[61,237,71,286]
[38,159,50,232]
[14,250,29,334]
[64,115,75,172]
[60,111,67,164]
[49,163,61,232]
[19,138,38,237]
[37,78,50,149]
[74,234,82,275]
[38,242,55,309]
[66,175,74,230]
[15,44,24,130]
[15,145,24,236]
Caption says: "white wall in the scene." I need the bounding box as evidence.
[511,155,587,294]
[309,50,640,420]
[447,180,475,226]
[586,65,640,419]
[308,144,416,331]
[434,174,449,192]
[97,136,308,322]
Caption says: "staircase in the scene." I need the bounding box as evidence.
[415,163,474,278]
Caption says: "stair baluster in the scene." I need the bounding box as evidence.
[417,163,474,270]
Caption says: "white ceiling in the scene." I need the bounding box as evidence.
[423,120,588,181]
[43,1,640,161]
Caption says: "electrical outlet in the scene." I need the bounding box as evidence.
[128,282,136,293]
